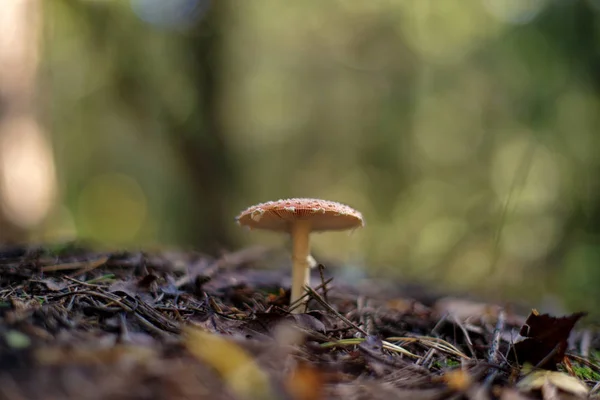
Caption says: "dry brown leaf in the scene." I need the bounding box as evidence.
[511,310,586,369]
[34,345,157,366]
[434,297,504,325]
[385,298,416,313]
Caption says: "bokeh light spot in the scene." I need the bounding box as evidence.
[77,173,147,244]
[501,215,559,262]
[414,217,467,263]
[399,1,497,63]
[491,135,562,213]
[0,117,56,228]
[413,93,484,166]
[482,0,548,25]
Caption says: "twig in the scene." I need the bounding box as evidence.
[482,369,500,388]
[483,310,507,393]
[488,309,505,365]
[431,313,448,336]
[357,296,366,338]
[40,256,109,273]
[63,275,104,288]
[317,264,329,304]
[304,285,368,336]
[358,337,422,369]
[387,336,470,360]
[580,329,592,358]
[535,343,560,369]
[48,290,134,312]
[416,347,435,367]
[451,315,476,359]
[590,381,600,395]
[288,277,333,312]
[133,312,172,338]
[120,295,181,334]
[320,337,419,359]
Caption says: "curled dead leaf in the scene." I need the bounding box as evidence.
[511,310,586,369]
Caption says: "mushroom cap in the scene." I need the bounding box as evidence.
[236,198,364,233]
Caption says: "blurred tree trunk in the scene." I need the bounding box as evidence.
[60,0,237,251]
[537,2,600,236]
[172,1,237,251]
[0,0,56,244]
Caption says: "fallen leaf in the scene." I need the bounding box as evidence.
[37,279,67,292]
[510,310,586,369]
[5,297,40,323]
[272,321,307,347]
[285,362,325,400]
[35,345,157,366]
[241,312,325,338]
[435,297,505,325]
[442,369,473,392]
[108,278,156,303]
[4,330,31,349]
[516,370,589,399]
[498,388,535,400]
[184,327,279,400]
[40,256,108,273]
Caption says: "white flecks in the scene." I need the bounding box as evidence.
[251,208,265,222]
[311,207,326,214]
[283,206,296,213]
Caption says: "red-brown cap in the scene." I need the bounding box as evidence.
[236,198,364,232]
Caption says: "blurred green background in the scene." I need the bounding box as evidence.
[1,0,600,312]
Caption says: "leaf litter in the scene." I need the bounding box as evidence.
[0,243,596,400]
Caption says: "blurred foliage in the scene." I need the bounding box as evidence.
[34,0,600,312]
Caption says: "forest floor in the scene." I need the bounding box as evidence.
[0,243,597,400]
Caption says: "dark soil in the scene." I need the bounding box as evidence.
[0,243,597,400]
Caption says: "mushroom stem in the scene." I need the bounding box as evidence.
[290,219,311,313]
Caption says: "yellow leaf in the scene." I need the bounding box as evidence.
[184,327,279,400]
[442,369,472,391]
[517,370,589,398]
[286,363,325,400]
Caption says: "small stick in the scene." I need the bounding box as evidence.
[484,309,506,387]
[452,315,476,359]
[133,312,172,338]
[590,381,600,395]
[580,329,592,358]
[357,296,366,338]
[317,264,329,304]
[288,277,333,312]
[304,285,368,336]
[431,313,448,336]
[41,256,109,272]
[63,275,103,288]
[488,309,505,365]
[535,343,560,370]
[417,347,436,367]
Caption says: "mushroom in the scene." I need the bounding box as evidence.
[236,198,364,313]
